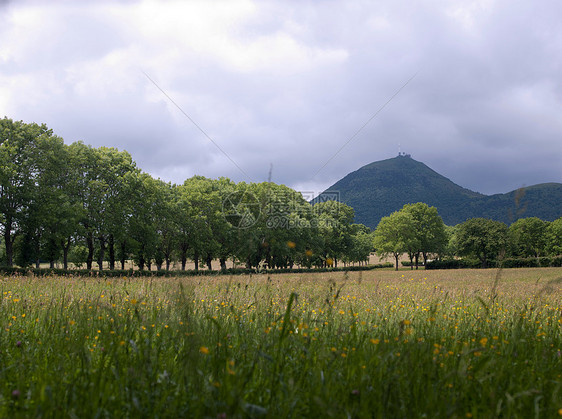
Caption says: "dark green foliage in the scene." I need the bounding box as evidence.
[426,259,484,269]
[501,256,562,268]
[402,261,423,266]
[0,117,59,266]
[546,217,562,256]
[454,218,509,268]
[508,217,548,258]
[427,256,562,269]
[372,203,448,270]
[402,202,448,267]
[373,210,415,270]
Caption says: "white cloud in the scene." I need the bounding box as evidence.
[445,0,495,31]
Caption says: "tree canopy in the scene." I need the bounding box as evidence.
[0,118,373,271]
[455,218,508,268]
[373,203,447,270]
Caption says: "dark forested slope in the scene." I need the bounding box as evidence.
[314,155,562,228]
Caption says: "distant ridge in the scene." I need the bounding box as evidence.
[313,155,562,228]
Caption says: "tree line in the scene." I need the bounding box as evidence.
[3,118,560,273]
[0,118,373,271]
[373,203,562,270]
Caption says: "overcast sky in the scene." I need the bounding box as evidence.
[1,0,561,196]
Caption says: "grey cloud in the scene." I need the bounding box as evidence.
[1,0,560,197]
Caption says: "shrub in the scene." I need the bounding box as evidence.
[425,259,480,269]
[426,256,562,269]
[401,261,424,267]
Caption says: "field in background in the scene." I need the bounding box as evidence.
[40,252,392,271]
[1,268,561,417]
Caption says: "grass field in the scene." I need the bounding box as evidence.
[1,268,561,418]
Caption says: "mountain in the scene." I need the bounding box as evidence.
[313,155,562,228]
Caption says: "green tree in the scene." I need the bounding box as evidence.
[402,203,448,269]
[173,178,223,271]
[225,182,320,270]
[203,177,237,271]
[342,224,373,266]
[127,173,164,270]
[153,180,177,271]
[97,147,138,270]
[26,134,78,268]
[508,217,547,258]
[172,184,194,271]
[456,218,508,268]
[312,200,355,267]
[69,142,101,270]
[179,176,222,271]
[0,118,52,266]
[545,217,562,256]
[261,183,316,269]
[69,143,138,270]
[227,182,267,269]
[373,211,415,270]
[443,225,458,258]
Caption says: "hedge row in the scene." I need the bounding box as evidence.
[401,261,425,267]
[500,256,562,268]
[426,256,562,269]
[0,263,394,278]
[425,259,482,269]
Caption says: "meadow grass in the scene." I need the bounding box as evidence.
[1,268,561,418]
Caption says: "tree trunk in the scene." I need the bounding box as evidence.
[164,248,172,271]
[220,257,227,271]
[97,237,106,271]
[480,253,487,269]
[120,241,127,270]
[181,251,187,271]
[62,237,71,270]
[108,235,115,270]
[206,254,212,270]
[194,250,199,271]
[414,253,419,270]
[86,233,94,270]
[4,237,12,266]
[3,218,14,267]
[62,247,68,270]
[138,253,145,271]
[180,243,188,271]
[394,254,399,271]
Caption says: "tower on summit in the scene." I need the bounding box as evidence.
[397,144,411,158]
